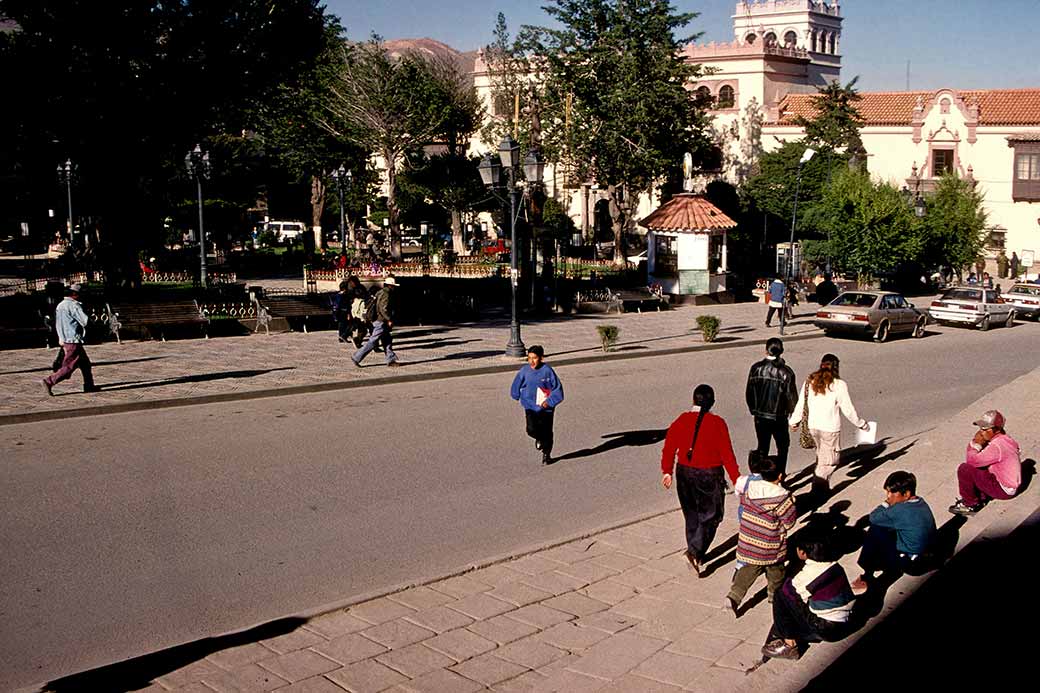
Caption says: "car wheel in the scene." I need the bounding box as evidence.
[874,321,890,342]
[913,317,926,338]
[1006,311,1015,328]
[979,315,990,331]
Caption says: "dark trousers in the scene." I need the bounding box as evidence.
[754,417,790,473]
[769,582,846,645]
[45,343,94,390]
[336,316,352,342]
[524,408,554,455]
[675,465,725,561]
[858,526,928,577]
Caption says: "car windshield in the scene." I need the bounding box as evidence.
[942,288,981,302]
[830,293,877,308]
[1009,284,1040,296]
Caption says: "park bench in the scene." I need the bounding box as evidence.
[257,293,333,333]
[614,287,668,313]
[0,299,49,349]
[106,300,209,342]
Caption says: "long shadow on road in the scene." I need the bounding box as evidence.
[93,367,296,392]
[554,429,668,463]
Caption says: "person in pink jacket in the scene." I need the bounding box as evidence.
[949,410,1021,515]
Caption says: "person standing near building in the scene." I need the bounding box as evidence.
[766,277,785,327]
[746,337,797,473]
[661,384,739,576]
[351,275,400,368]
[789,354,869,496]
[43,283,97,395]
[510,345,564,465]
[1010,251,1020,280]
[996,251,1009,279]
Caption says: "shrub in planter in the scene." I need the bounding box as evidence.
[596,324,620,352]
[696,315,721,342]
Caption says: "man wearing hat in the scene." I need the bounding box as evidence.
[949,410,1021,515]
[351,275,400,368]
[42,283,98,395]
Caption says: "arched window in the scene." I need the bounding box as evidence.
[745,33,757,45]
[764,32,777,47]
[784,31,797,48]
[695,86,712,104]
[817,31,827,53]
[829,33,836,53]
[810,30,817,52]
[717,85,735,109]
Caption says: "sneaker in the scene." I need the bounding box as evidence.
[387,361,402,368]
[724,595,738,616]
[850,577,869,596]
[542,451,553,465]
[351,359,362,369]
[42,379,53,396]
[762,639,800,660]
[83,385,101,393]
[535,440,542,451]
[949,499,982,515]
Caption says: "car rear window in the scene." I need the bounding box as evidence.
[942,288,981,302]
[1010,284,1040,296]
[831,293,877,308]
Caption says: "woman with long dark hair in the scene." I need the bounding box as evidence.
[661,384,740,576]
[789,354,869,492]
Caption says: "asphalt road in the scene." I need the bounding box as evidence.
[2,321,1038,690]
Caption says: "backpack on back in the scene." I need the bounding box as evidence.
[363,292,379,322]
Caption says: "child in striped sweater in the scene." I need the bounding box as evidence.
[762,534,855,661]
[725,453,797,615]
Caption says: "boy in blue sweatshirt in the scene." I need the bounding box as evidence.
[510,345,564,465]
[851,470,936,595]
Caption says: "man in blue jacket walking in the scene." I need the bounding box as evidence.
[510,345,564,465]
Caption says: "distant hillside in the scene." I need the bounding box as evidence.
[383,37,477,76]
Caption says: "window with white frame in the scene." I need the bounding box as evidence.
[717,85,735,109]
[1011,140,1040,201]
[932,149,954,177]
[654,235,678,274]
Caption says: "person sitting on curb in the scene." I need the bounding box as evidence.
[762,534,855,661]
[850,471,936,595]
[949,410,1021,515]
[725,453,797,615]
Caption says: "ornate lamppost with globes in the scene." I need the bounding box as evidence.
[56,159,75,246]
[330,165,352,247]
[184,144,211,286]
[478,135,544,357]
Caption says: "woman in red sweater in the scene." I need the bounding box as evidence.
[661,384,740,576]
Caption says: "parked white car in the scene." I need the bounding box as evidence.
[928,286,1015,330]
[256,220,306,242]
[1000,282,1040,320]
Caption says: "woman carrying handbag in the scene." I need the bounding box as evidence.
[789,354,870,497]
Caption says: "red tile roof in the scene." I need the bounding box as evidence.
[776,89,1040,126]
[640,194,737,231]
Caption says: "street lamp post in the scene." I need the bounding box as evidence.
[331,165,352,247]
[781,147,815,336]
[184,144,211,286]
[56,159,75,246]
[479,136,544,357]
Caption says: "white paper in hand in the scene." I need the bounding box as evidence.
[536,387,551,407]
[856,421,878,446]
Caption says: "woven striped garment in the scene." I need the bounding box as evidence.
[736,491,797,566]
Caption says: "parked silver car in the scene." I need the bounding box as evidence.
[1000,283,1040,320]
[928,286,1014,330]
[814,291,927,342]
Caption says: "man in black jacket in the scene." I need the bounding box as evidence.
[746,337,797,472]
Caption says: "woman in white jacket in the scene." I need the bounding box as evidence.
[789,354,869,486]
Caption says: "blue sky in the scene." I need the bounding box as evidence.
[325,0,1039,91]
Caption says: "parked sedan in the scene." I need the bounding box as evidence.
[928,286,1015,330]
[1000,283,1040,320]
[815,291,927,342]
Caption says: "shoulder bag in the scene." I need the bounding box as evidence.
[799,381,816,450]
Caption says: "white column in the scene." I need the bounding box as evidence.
[721,232,728,273]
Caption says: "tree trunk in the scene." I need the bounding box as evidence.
[450,209,464,254]
[310,175,325,251]
[608,185,628,267]
[384,150,402,261]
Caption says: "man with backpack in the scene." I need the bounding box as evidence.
[352,276,400,368]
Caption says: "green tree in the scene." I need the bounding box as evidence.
[920,174,987,277]
[398,153,492,253]
[481,13,545,152]
[523,0,714,265]
[742,141,845,231]
[815,169,921,280]
[324,38,480,259]
[795,78,866,160]
[0,0,336,282]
